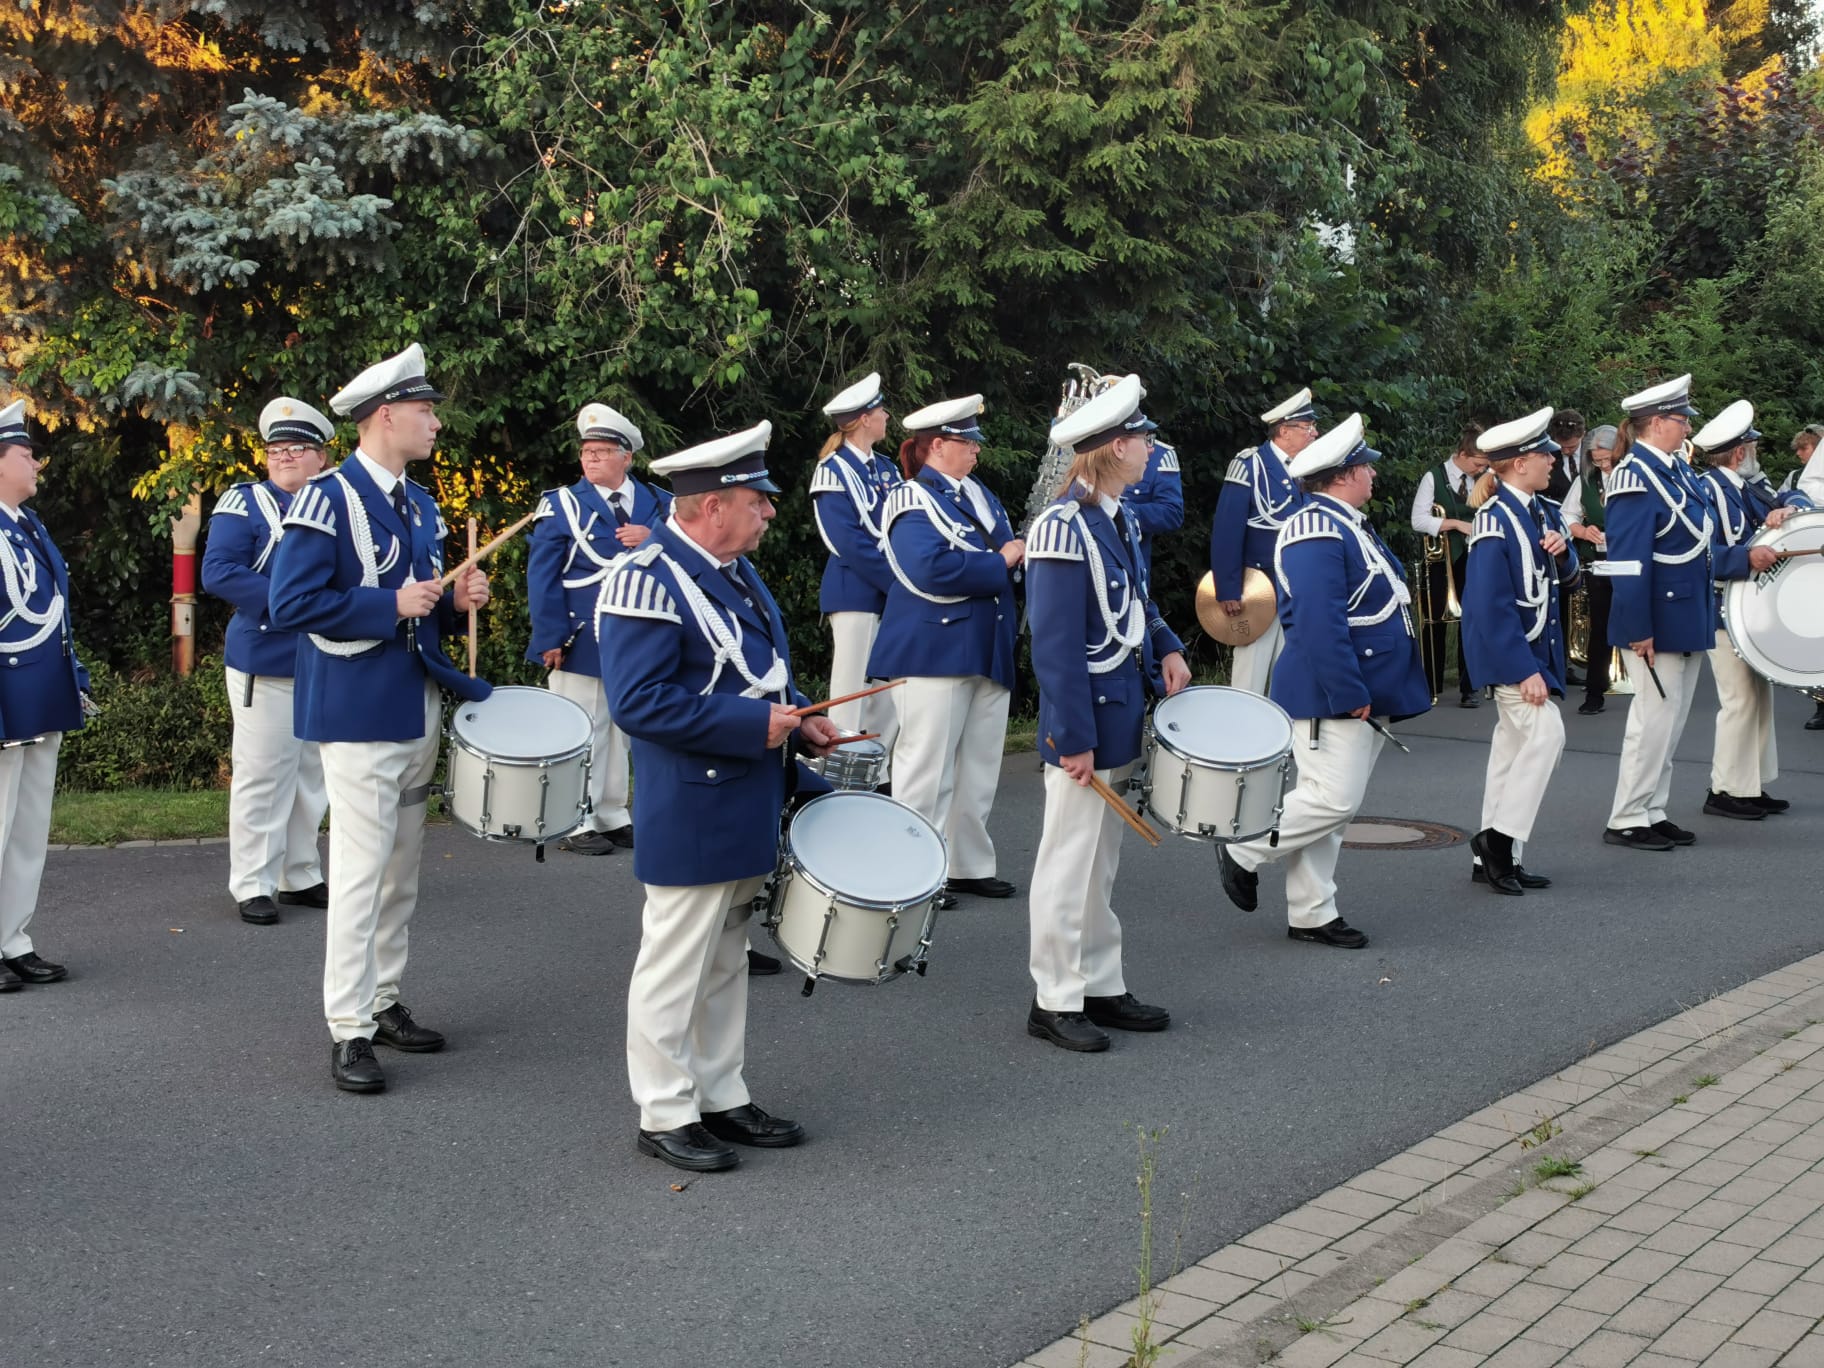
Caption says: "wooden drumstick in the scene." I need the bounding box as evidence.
[466,516,479,678]
[440,507,540,589]
[1048,735,1162,847]
[789,679,905,717]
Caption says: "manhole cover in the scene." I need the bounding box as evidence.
[1341,816,1467,851]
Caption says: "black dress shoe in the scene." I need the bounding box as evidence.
[700,1103,806,1148]
[275,882,329,908]
[1458,694,1480,709]
[1027,1002,1111,1052]
[237,895,280,925]
[373,1003,445,1052]
[1471,864,1553,889]
[1749,792,1790,814]
[1084,992,1170,1032]
[1651,819,1697,846]
[604,825,636,849]
[1469,829,1524,896]
[331,1039,385,1093]
[747,949,782,976]
[1605,826,1674,851]
[1808,705,1824,731]
[1,952,66,984]
[637,1123,739,1171]
[1703,791,1766,821]
[1577,701,1605,715]
[946,875,1017,898]
[1288,918,1368,949]
[558,829,619,855]
[1216,846,1257,912]
[0,961,20,992]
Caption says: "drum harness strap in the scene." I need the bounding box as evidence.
[304,472,405,659]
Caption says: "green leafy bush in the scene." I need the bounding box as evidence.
[57,652,234,792]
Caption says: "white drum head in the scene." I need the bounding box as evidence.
[451,686,592,760]
[1152,685,1294,766]
[1724,509,1824,690]
[789,792,947,904]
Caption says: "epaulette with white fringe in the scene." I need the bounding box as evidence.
[1026,502,1085,561]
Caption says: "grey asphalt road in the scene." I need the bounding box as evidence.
[5,678,1822,1368]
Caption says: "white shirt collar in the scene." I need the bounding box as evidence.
[353,449,400,497]
[1637,439,1676,466]
[667,517,735,570]
[1312,491,1364,524]
[1714,464,1745,489]
[840,440,876,463]
[1096,493,1121,519]
[0,499,20,523]
[1267,440,1290,464]
[592,480,628,502]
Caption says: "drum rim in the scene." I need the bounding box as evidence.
[1721,509,1824,690]
[447,685,594,759]
[445,733,593,769]
[1149,684,1296,768]
[783,790,948,907]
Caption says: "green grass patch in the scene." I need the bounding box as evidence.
[1531,1156,1583,1182]
[52,787,231,846]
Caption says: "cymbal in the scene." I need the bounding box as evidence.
[1196,568,1278,646]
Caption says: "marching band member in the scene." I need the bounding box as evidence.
[201,398,331,925]
[1208,388,1315,694]
[1565,425,1620,714]
[1601,373,1713,852]
[524,403,669,855]
[0,400,87,992]
[809,373,901,758]
[1409,424,1488,707]
[1792,426,1824,732]
[1461,409,1581,895]
[598,421,839,1173]
[1692,400,1800,819]
[1025,376,1188,1052]
[1215,414,1430,949]
[1126,433,1184,579]
[268,344,493,1092]
[869,395,1022,904]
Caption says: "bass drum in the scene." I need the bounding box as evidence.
[1722,508,1824,691]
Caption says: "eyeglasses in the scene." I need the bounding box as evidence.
[265,444,322,459]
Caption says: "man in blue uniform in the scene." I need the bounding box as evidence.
[0,400,88,992]
[1208,388,1316,694]
[598,420,840,1173]
[1125,433,1183,580]
[1215,414,1430,949]
[525,403,669,855]
[201,397,331,925]
[268,344,493,1092]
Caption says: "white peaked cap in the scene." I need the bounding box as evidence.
[1260,387,1317,426]
[258,398,335,445]
[1286,413,1378,480]
[1692,399,1759,453]
[1620,373,1699,418]
[330,343,445,419]
[901,394,985,439]
[576,403,644,453]
[1476,407,1558,459]
[649,420,779,496]
[822,372,884,419]
[1050,374,1157,453]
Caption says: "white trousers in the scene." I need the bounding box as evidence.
[548,668,630,831]
[1480,686,1566,845]
[1608,650,1701,829]
[1228,614,1285,696]
[1028,762,1132,1011]
[890,674,1010,880]
[224,668,326,901]
[1708,631,1777,797]
[1230,717,1383,929]
[826,611,900,767]
[626,874,765,1131]
[319,682,441,1041]
[0,733,61,958]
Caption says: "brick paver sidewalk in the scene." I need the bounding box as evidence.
[1017,953,1824,1368]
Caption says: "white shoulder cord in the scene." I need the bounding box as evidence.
[658,551,789,699]
[1628,458,1712,563]
[1248,455,1300,527]
[308,472,403,658]
[881,483,979,604]
[1702,473,1748,547]
[1492,498,1551,642]
[249,483,286,575]
[1052,501,1144,673]
[834,449,887,542]
[557,487,621,589]
[0,527,62,651]
[1338,515,1410,630]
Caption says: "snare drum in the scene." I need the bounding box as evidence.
[1723,508,1824,691]
[813,736,887,790]
[765,791,946,990]
[1139,685,1294,843]
[445,686,593,845]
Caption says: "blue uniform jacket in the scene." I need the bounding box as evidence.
[524,477,670,679]
[1461,483,1581,694]
[866,467,1019,690]
[810,442,900,614]
[596,521,818,886]
[1701,467,1812,614]
[0,503,88,742]
[201,480,307,677]
[1209,440,1305,601]
[1269,494,1431,722]
[268,458,491,743]
[1125,439,1184,578]
[1604,443,1717,655]
[1026,495,1183,769]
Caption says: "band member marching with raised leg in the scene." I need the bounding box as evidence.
[598,421,840,1173]
[525,403,669,856]
[1461,409,1582,895]
[1215,414,1430,949]
[201,398,332,925]
[1024,376,1189,1052]
[1208,388,1315,695]
[268,344,493,1092]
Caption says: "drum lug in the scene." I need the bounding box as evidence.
[1230,772,1246,838]
[876,911,900,979]
[1175,761,1192,832]
[480,765,494,833]
[534,768,551,836]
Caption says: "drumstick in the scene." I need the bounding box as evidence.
[789,679,905,717]
[1774,546,1823,559]
[1049,735,1162,847]
[439,507,540,588]
[465,516,478,678]
[834,732,881,745]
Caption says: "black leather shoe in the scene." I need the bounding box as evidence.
[604,824,635,849]
[558,829,619,855]
[946,875,1017,898]
[1027,1002,1111,1052]
[934,892,959,911]
[237,895,280,925]
[331,1039,385,1093]
[0,961,20,992]
[1703,791,1766,821]
[373,1003,444,1052]
[1577,701,1605,715]
[1469,829,1524,896]
[1749,792,1790,814]
[1605,826,1674,851]
[1458,694,1479,709]
[1288,918,1368,949]
[1471,864,1553,889]
[747,950,781,976]
[275,882,329,908]
[1652,819,1697,846]
[1216,846,1257,912]
[1,952,66,984]
[1807,705,1824,732]
[700,1103,806,1148]
[637,1123,739,1171]
[1084,992,1170,1032]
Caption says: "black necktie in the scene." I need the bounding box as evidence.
[16,510,51,565]
[721,562,748,599]
[610,493,630,527]
[391,483,410,528]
